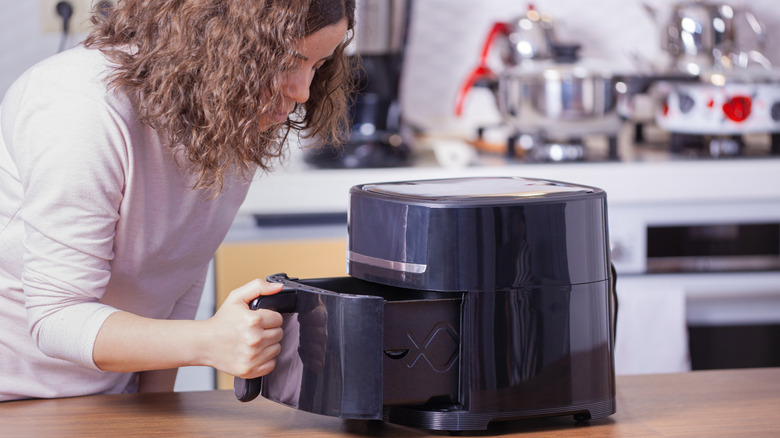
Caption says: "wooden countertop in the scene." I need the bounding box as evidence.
[3,368,779,437]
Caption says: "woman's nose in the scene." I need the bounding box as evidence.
[283,70,313,104]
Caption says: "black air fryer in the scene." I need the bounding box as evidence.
[235,176,617,431]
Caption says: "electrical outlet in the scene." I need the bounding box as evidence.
[40,0,115,34]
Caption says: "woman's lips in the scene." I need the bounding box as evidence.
[271,105,296,124]
[259,105,294,129]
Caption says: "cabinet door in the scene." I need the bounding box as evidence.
[213,238,347,389]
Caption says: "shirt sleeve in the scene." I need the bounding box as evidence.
[12,84,129,369]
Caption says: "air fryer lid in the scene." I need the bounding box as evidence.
[347,176,610,291]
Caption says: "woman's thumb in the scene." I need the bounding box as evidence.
[229,278,283,305]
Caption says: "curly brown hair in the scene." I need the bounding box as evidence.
[83,0,356,193]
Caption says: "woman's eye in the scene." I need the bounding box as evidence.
[313,60,328,71]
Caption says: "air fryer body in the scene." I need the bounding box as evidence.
[238,177,616,431]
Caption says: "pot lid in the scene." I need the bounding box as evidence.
[356,176,598,206]
[501,57,617,80]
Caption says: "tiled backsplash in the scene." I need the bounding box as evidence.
[3,0,780,133]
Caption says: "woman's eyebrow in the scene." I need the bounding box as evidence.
[294,52,335,63]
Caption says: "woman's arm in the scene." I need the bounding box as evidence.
[93,279,284,379]
[137,369,178,393]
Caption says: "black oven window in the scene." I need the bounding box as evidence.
[646,223,780,273]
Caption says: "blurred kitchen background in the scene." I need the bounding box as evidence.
[3,1,780,390]
[4,0,780,134]
[405,0,780,131]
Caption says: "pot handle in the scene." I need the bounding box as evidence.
[455,65,497,116]
[234,277,298,402]
[454,22,507,116]
[479,22,509,66]
[743,10,766,49]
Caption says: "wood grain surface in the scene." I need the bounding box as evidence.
[2,368,779,437]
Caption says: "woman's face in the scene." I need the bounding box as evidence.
[259,18,349,131]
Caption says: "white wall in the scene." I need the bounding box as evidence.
[0,2,69,98]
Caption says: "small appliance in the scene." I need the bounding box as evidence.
[303,0,412,168]
[235,176,617,431]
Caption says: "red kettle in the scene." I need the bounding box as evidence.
[455,4,557,116]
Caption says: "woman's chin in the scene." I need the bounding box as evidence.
[258,113,290,132]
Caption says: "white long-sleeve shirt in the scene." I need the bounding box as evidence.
[0,46,251,401]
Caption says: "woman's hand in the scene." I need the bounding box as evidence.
[201,279,284,379]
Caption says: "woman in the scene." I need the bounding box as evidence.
[0,0,355,401]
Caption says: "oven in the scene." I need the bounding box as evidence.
[609,196,780,374]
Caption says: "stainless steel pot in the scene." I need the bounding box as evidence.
[497,63,617,126]
[644,0,767,74]
[457,54,621,137]
[455,7,621,137]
